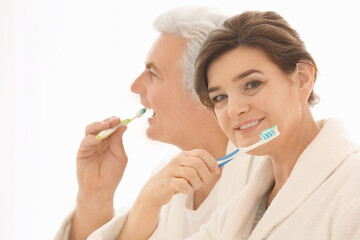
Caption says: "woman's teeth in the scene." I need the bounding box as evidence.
[239,120,261,130]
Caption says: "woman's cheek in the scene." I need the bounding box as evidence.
[215,110,228,132]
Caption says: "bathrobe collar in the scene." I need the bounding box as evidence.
[246,118,360,239]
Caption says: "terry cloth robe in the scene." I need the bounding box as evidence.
[150,118,360,239]
[54,141,263,240]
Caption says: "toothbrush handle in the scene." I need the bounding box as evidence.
[95,121,126,140]
[241,139,264,153]
[95,109,145,141]
[112,122,123,131]
[217,140,266,167]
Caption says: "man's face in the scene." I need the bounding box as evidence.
[131,34,201,145]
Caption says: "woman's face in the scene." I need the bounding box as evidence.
[207,47,304,154]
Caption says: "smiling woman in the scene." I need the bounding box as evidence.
[179,10,360,239]
[205,47,318,153]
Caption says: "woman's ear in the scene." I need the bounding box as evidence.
[296,61,315,104]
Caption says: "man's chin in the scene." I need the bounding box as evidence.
[146,128,153,139]
[146,127,171,144]
[146,127,158,141]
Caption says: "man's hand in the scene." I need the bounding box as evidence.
[76,116,128,200]
[70,117,128,240]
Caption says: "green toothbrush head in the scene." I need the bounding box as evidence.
[136,107,147,117]
[120,107,147,125]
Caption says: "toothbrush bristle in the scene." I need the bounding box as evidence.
[259,125,279,141]
[137,107,147,117]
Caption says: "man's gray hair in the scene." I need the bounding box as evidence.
[153,6,230,97]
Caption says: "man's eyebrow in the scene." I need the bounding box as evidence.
[207,69,263,94]
[145,62,160,74]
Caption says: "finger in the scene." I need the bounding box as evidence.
[85,121,110,136]
[84,117,120,136]
[78,135,102,153]
[179,157,212,184]
[184,149,220,175]
[106,117,121,128]
[170,178,193,195]
[175,167,202,190]
[108,125,128,160]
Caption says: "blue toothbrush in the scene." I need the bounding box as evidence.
[217,125,280,168]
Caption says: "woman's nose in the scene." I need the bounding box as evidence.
[227,96,250,118]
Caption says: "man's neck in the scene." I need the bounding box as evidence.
[176,110,229,210]
[191,125,227,210]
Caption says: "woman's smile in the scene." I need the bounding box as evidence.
[233,117,265,135]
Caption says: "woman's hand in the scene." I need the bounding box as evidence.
[117,149,220,240]
[140,148,220,207]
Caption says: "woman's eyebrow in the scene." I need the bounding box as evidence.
[208,69,263,93]
[208,86,220,94]
[232,69,263,82]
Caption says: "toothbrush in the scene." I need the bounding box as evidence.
[217,125,280,168]
[95,107,147,140]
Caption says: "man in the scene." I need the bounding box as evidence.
[55,6,261,240]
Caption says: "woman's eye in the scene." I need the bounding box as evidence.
[211,94,227,103]
[245,80,261,90]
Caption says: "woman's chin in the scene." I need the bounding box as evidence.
[234,139,272,156]
[235,138,258,149]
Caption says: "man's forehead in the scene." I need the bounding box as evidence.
[143,34,186,75]
[144,41,165,73]
[147,34,186,58]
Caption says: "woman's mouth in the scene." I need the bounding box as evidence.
[234,118,264,134]
[239,119,261,130]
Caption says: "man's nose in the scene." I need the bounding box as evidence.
[131,71,147,94]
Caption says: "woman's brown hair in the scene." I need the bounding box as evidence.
[194,11,319,110]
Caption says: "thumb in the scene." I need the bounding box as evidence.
[109,125,128,160]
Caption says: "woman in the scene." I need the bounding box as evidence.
[149,11,360,239]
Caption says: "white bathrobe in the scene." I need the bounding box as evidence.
[150,118,360,239]
[54,142,262,240]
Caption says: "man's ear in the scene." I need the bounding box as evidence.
[296,61,315,104]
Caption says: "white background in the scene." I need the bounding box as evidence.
[1,0,360,239]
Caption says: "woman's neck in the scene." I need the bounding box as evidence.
[267,112,320,206]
